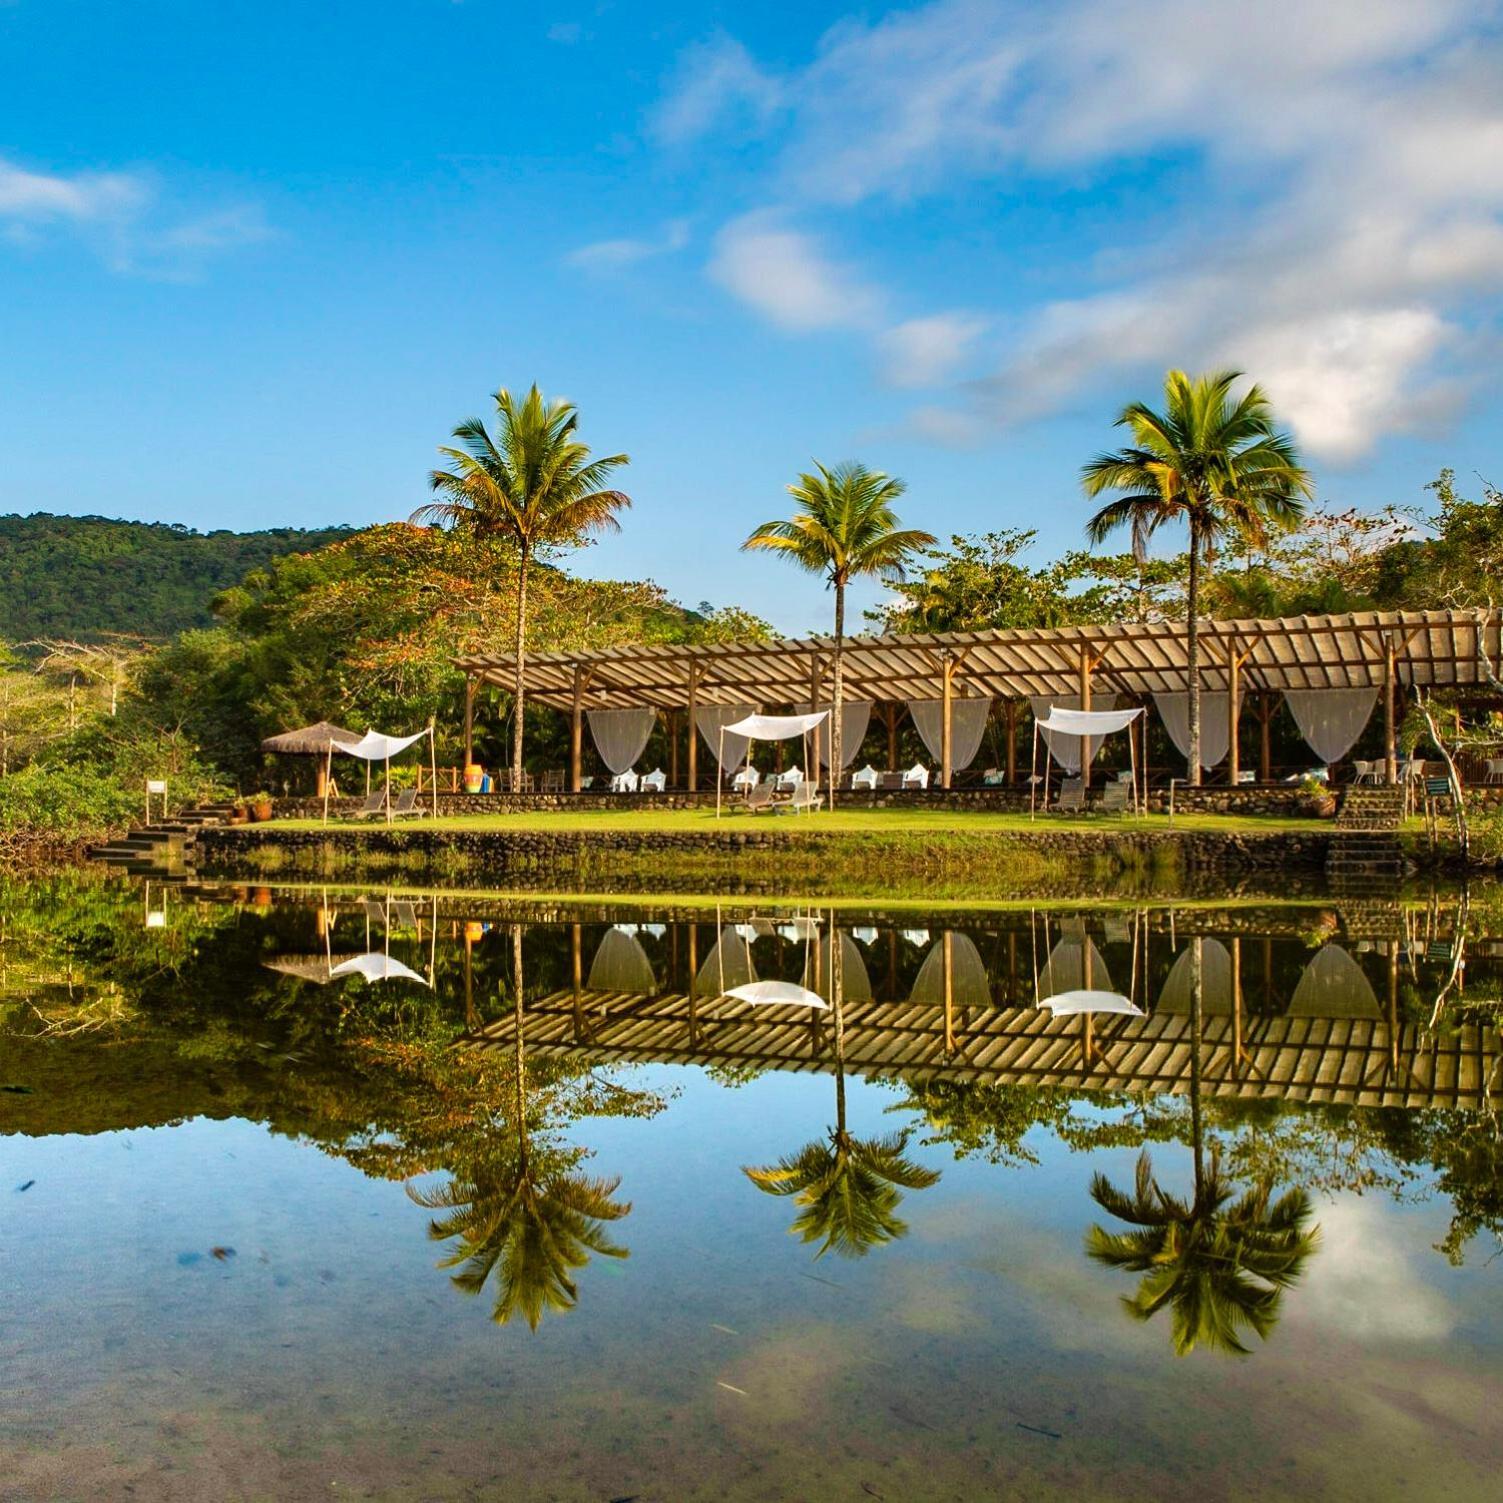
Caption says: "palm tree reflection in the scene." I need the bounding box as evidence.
[409,924,630,1327]
[1085,936,1319,1355]
[744,922,939,1257]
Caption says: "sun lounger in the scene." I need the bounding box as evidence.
[744,782,776,813]
[389,787,427,819]
[351,786,390,819]
[1055,778,1085,812]
[777,780,824,815]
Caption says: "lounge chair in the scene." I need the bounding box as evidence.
[391,899,420,929]
[744,782,776,814]
[1098,780,1130,814]
[351,785,390,819]
[778,779,824,815]
[641,768,667,792]
[389,787,427,819]
[1055,778,1085,812]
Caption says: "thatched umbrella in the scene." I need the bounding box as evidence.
[261,721,359,795]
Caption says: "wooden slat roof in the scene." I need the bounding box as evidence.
[473,988,1499,1112]
[455,608,1503,710]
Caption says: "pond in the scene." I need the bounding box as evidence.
[3,870,1502,1501]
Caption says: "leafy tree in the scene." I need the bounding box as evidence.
[412,386,631,784]
[1082,370,1311,783]
[744,462,934,799]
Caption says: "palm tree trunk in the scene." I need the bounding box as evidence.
[832,920,847,1142]
[512,550,529,787]
[1189,935,1205,1205]
[513,922,528,1175]
[1186,516,1202,788]
[831,579,845,810]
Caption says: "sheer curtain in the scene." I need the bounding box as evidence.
[792,701,872,768]
[1029,696,1120,772]
[907,698,993,771]
[1283,689,1378,765]
[1153,691,1231,769]
[587,708,656,774]
[695,704,759,772]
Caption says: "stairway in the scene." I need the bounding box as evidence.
[91,800,239,871]
[1325,784,1406,883]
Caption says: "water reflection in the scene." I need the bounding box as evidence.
[743,919,941,1258]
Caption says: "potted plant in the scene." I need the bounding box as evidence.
[248,791,274,822]
[1299,774,1337,818]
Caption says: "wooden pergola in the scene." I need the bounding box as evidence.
[455,607,1503,791]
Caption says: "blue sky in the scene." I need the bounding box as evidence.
[2,1,1500,633]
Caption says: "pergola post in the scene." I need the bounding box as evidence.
[668,708,679,788]
[1005,699,1017,784]
[1227,644,1242,786]
[463,675,475,770]
[1259,693,1273,782]
[1383,633,1397,784]
[1077,646,1093,791]
[886,702,899,771]
[686,660,699,792]
[808,654,824,785]
[940,655,954,789]
[569,665,586,794]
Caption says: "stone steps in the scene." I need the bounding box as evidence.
[91,799,236,866]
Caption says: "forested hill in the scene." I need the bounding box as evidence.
[0,513,352,640]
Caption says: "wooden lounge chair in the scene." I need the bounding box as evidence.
[1098,780,1130,814]
[351,785,390,819]
[389,787,427,819]
[1055,778,1085,812]
[744,782,776,814]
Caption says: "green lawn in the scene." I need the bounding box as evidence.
[274,806,1320,836]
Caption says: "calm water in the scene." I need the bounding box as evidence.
[3,872,1502,1501]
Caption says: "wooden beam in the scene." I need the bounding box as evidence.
[1259,692,1273,782]
[1005,699,1017,784]
[1078,644,1093,791]
[886,702,899,772]
[941,654,954,789]
[569,665,588,793]
[1384,632,1397,784]
[1227,643,1241,785]
[686,661,699,792]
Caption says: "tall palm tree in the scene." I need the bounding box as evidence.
[408,924,630,1327]
[743,925,940,1255]
[1084,938,1319,1355]
[412,385,630,785]
[1081,370,1311,784]
[743,463,934,804]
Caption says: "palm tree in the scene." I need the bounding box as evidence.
[1081,371,1311,784]
[1084,938,1319,1354]
[743,463,934,804]
[408,924,630,1327]
[412,386,630,785]
[743,926,940,1255]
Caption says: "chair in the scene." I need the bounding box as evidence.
[541,768,565,794]
[879,771,905,790]
[1055,778,1085,812]
[902,764,929,790]
[389,787,427,819]
[1351,760,1379,785]
[501,768,534,793]
[778,780,824,815]
[775,765,803,790]
[350,785,391,819]
[1487,759,1503,785]
[744,782,776,814]
[732,766,760,792]
[610,770,639,793]
[981,767,1006,786]
[851,765,879,792]
[1098,780,1130,814]
[390,899,420,928]
[641,769,667,792]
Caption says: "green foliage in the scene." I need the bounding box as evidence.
[0,512,350,640]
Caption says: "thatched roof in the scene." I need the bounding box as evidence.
[260,720,359,756]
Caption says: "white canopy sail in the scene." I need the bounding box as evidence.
[726,980,829,1010]
[332,728,430,761]
[725,710,829,739]
[329,953,430,985]
[1030,698,1135,772]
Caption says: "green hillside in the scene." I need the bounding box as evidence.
[0,512,353,640]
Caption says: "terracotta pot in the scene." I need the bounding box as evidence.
[1305,794,1337,819]
[249,799,273,822]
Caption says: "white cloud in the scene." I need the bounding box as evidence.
[879,312,987,388]
[0,155,268,277]
[658,0,1503,461]
[708,211,881,333]
[1295,1198,1455,1344]
[567,218,690,273]
[650,34,782,146]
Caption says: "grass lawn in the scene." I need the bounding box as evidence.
[273,807,1321,837]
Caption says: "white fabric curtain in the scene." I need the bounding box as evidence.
[1283,689,1378,765]
[587,928,656,993]
[1036,927,1113,1001]
[692,926,757,997]
[909,933,991,1009]
[1030,697,1120,773]
[811,934,874,1002]
[587,708,657,774]
[696,704,758,770]
[1156,939,1235,1015]
[907,698,993,771]
[793,701,872,768]
[1288,945,1381,1019]
[1153,692,1231,769]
